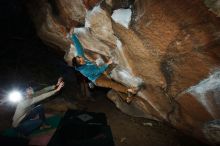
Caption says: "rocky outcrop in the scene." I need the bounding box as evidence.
[27,0,220,144]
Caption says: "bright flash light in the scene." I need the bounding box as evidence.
[8,91,22,103]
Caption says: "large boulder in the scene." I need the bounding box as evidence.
[27,0,220,144]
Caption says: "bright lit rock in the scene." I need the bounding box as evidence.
[111,8,132,28]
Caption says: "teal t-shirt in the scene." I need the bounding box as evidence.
[72,34,108,83]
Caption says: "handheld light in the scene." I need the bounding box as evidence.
[8,90,22,103]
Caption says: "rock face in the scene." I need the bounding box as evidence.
[27,0,220,144]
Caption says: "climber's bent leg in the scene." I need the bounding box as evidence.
[109,65,143,88]
[95,74,128,94]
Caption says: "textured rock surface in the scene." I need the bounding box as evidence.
[204,0,220,16]
[27,0,220,144]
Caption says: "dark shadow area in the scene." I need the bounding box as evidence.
[0,0,80,131]
[0,0,73,89]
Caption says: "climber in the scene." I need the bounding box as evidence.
[70,34,139,103]
[12,77,64,136]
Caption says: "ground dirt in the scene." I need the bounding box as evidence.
[73,89,207,146]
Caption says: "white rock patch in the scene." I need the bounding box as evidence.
[74,27,88,34]
[111,8,132,29]
[187,70,220,117]
[85,5,102,28]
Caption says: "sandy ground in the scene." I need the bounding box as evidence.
[70,89,207,146]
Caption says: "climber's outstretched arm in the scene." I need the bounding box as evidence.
[71,34,85,57]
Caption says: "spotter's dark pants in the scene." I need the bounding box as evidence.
[16,105,46,136]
